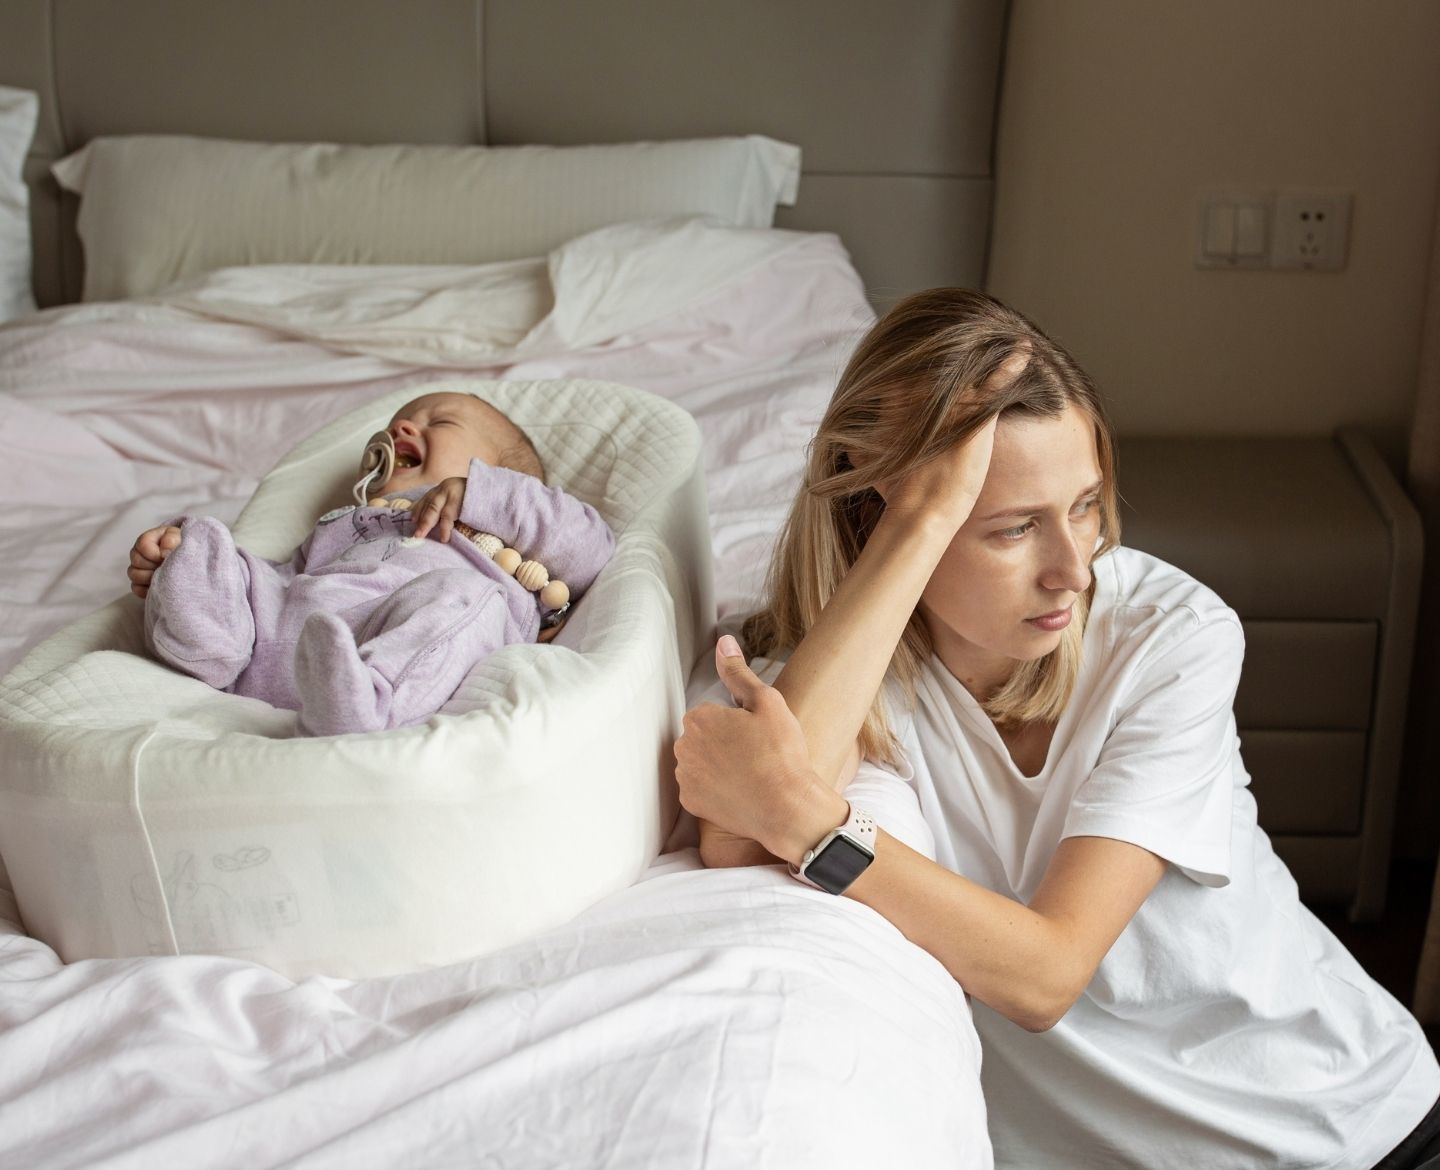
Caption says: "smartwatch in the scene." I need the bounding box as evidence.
[790,804,877,895]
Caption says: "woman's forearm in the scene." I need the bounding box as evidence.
[771,509,955,786]
[826,828,1163,1032]
[842,831,1079,1031]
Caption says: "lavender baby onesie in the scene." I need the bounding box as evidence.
[145,458,615,736]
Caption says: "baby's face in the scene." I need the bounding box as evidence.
[379,393,508,491]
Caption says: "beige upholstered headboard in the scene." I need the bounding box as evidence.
[0,0,1008,309]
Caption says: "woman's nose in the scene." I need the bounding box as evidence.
[1042,530,1091,594]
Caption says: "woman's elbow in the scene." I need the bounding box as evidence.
[978,972,1086,1033]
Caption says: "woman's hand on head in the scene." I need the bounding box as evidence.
[412,476,468,542]
[676,638,849,866]
[880,414,998,533]
[127,525,182,599]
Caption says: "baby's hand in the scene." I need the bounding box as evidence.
[412,477,468,543]
[128,525,183,599]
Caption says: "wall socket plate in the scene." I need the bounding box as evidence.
[1271,191,1351,271]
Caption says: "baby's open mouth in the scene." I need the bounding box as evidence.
[392,440,422,470]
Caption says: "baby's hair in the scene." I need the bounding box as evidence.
[498,425,546,483]
[384,392,547,482]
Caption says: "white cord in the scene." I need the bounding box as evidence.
[352,466,380,507]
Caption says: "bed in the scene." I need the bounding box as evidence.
[0,2,1005,1166]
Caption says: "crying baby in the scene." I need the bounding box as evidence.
[127,392,615,736]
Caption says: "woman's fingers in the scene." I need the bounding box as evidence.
[676,643,827,856]
[714,636,769,711]
[956,413,999,497]
[884,414,999,529]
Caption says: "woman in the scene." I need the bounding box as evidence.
[675,290,1440,1168]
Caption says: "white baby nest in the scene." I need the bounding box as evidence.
[0,378,712,978]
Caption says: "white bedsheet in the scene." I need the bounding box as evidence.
[0,219,868,672]
[0,854,986,1170]
[0,220,990,1167]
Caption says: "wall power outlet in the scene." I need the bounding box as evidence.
[1271,192,1352,271]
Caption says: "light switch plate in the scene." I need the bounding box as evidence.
[1196,193,1270,269]
[1197,190,1353,272]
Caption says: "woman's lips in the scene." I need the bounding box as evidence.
[1025,607,1073,632]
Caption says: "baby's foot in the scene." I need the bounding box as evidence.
[144,517,255,689]
[294,611,384,737]
[294,571,507,736]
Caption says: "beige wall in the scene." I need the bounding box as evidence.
[987,0,1440,447]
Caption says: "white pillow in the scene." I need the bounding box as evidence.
[52,133,802,302]
[0,85,38,321]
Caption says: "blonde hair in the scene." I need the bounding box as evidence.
[742,289,1121,764]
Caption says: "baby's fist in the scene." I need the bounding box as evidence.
[128,525,182,599]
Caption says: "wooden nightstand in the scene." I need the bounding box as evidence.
[1116,430,1423,921]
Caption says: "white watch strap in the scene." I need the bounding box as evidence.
[790,803,877,889]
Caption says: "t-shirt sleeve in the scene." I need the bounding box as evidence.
[847,747,937,862]
[1063,612,1244,887]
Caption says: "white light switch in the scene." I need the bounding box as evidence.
[1196,193,1270,269]
[1235,204,1266,257]
[1204,204,1237,255]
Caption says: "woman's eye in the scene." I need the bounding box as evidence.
[1072,497,1099,516]
[998,521,1034,540]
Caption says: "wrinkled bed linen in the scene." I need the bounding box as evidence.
[0,221,992,1168]
[0,218,871,673]
[0,853,987,1170]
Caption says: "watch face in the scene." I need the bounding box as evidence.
[805,833,874,895]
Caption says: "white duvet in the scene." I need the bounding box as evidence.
[0,219,991,1168]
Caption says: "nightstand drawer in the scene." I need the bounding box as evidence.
[1115,429,1422,919]
[1241,730,1367,834]
[1235,621,1376,730]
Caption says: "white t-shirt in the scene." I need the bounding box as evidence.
[867,546,1438,1169]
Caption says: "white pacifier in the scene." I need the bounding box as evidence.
[351,429,573,629]
[353,430,396,505]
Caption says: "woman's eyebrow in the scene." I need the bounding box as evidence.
[977,479,1103,522]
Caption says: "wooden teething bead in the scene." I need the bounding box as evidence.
[390,497,412,511]
[368,497,389,508]
[514,560,549,591]
[472,532,503,557]
[540,580,570,610]
[494,547,522,575]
